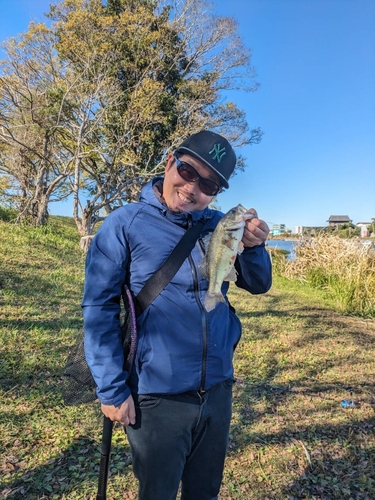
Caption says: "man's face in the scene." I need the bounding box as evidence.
[162,154,221,213]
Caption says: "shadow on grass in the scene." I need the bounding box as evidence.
[0,329,83,391]
[228,378,375,499]
[277,416,375,500]
[227,287,375,498]
[281,442,375,500]
[0,434,133,499]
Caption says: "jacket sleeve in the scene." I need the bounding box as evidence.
[82,213,131,407]
[234,243,272,294]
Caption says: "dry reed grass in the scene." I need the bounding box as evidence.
[277,234,375,317]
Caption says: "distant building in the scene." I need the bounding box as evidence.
[294,226,325,235]
[356,222,372,238]
[327,215,351,227]
[271,223,285,236]
[295,217,372,237]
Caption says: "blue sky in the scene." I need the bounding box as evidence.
[1,0,374,231]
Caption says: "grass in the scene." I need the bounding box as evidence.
[1,217,375,499]
[223,283,375,499]
[274,234,375,318]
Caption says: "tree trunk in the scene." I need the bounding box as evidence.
[79,235,94,253]
[35,194,49,226]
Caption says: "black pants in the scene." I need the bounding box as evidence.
[125,378,234,500]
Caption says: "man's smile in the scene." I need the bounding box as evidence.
[177,191,193,204]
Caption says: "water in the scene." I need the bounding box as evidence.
[266,240,296,260]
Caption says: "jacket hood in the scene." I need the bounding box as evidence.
[139,178,212,225]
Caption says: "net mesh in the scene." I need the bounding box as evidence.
[61,336,97,405]
[61,286,137,406]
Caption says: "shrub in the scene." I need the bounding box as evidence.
[278,234,375,317]
[0,206,17,222]
[267,247,290,275]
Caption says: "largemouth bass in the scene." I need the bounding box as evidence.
[202,204,255,312]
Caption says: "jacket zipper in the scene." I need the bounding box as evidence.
[188,253,208,393]
[186,216,209,394]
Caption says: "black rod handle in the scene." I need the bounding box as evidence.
[96,415,113,500]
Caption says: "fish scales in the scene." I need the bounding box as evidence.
[203,204,255,312]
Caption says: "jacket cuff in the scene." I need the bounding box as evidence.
[243,242,266,250]
[98,385,132,407]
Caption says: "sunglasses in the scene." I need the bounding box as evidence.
[174,156,222,197]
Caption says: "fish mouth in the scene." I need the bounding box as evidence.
[243,213,256,221]
[235,205,255,220]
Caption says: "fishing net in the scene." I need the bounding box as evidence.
[61,286,137,406]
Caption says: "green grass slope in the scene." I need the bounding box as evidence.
[1,217,375,499]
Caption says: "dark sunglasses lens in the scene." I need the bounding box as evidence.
[177,160,220,196]
[178,163,198,182]
[199,179,219,196]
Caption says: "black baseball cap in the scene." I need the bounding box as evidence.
[175,130,236,189]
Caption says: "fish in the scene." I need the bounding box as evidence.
[201,204,255,312]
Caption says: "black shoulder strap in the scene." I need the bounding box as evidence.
[135,220,204,313]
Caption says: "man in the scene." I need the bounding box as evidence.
[83,130,272,500]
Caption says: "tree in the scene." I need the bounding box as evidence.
[47,0,262,237]
[0,25,73,225]
[1,0,262,236]
[336,223,360,239]
[47,0,187,235]
[0,173,13,206]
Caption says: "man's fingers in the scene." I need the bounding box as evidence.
[246,218,269,236]
[101,400,135,426]
[244,224,264,240]
[128,399,136,425]
[120,416,130,426]
[242,216,270,247]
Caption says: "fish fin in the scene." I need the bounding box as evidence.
[201,232,213,249]
[197,257,209,279]
[197,233,213,279]
[205,291,226,312]
[237,240,244,255]
[224,265,238,282]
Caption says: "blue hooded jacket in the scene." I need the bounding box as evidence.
[82,178,272,407]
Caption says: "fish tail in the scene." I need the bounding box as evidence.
[205,291,226,312]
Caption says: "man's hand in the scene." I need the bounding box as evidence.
[101,394,136,426]
[242,209,270,247]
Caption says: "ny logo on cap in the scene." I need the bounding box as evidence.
[209,144,226,163]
